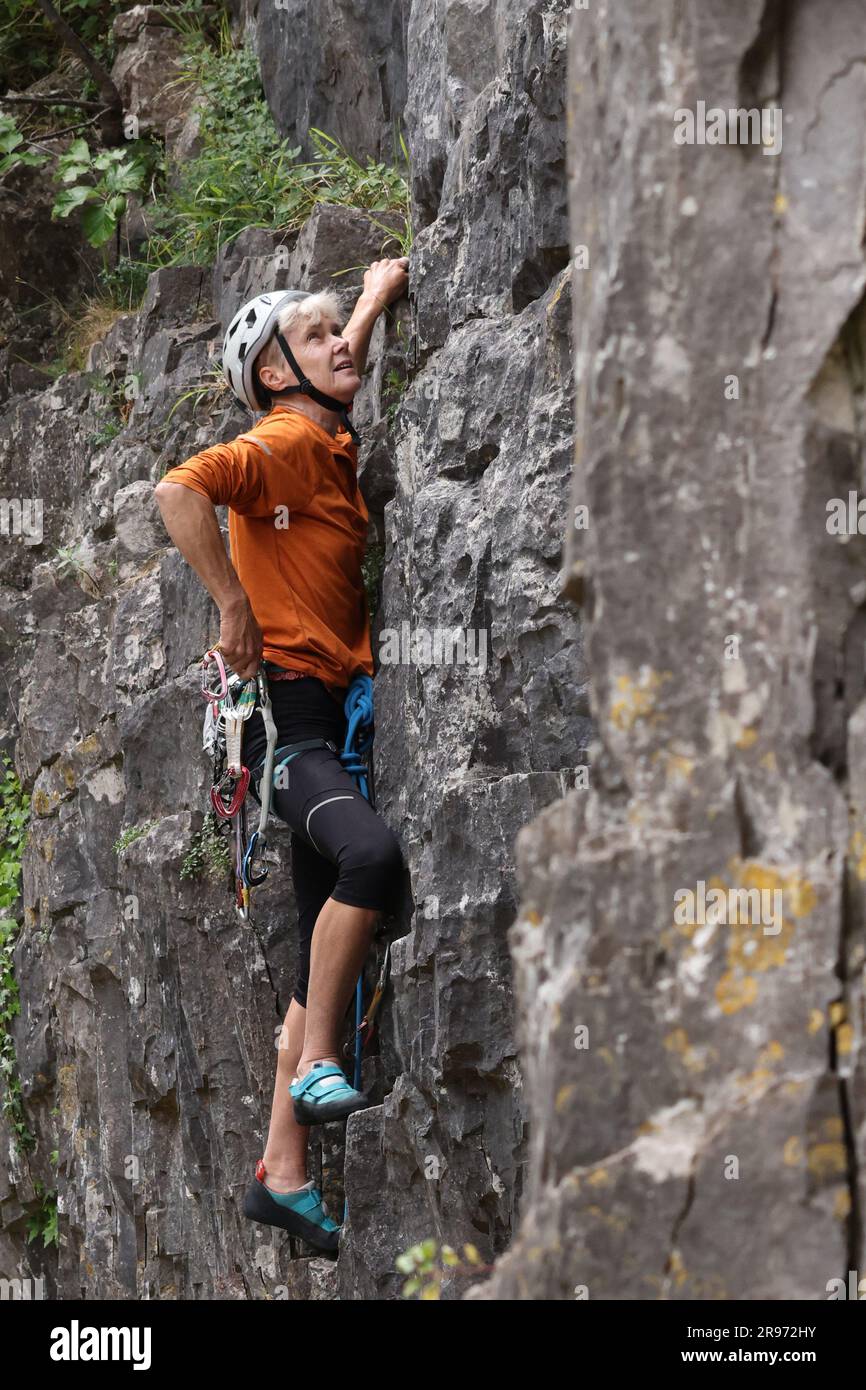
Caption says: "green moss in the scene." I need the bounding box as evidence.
[0,753,33,1152]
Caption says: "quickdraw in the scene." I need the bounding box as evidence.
[200,648,277,922]
[345,940,391,1061]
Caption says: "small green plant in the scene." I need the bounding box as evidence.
[95,256,152,313]
[0,916,33,1151]
[165,366,229,426]
[0,112,48,178]
[85,369,139,431]
[0,754,33,1153]
[25,1180,58,1248]
[162,0,220,42]
[52,136,157,249]
[52,543,100,593]
[396,1238,486,1300]
[89,417,122,446]
[180,816,231,882]
[0,754,29,913]
[112,820,158,855]
[383,367,407,426]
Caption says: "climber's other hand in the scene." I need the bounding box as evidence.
[219,595,263,681]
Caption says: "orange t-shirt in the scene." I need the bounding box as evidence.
[166,405,373,695]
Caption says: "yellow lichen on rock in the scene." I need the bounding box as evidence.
[715,970,758,1015]
[783,1136,804,1166]
[806,1142,847,1179]
[609,669,672,732]
[555,1084,575,1113]
[833,1187,852,1220]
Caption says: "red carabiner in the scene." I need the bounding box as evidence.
[210,766,250,819]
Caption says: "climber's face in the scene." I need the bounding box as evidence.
[272,314,360,402]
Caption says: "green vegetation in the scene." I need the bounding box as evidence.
[0,110,48,175]
[0,0,214,94]
[180,816,231,882]
[142,23,409,270]
[383,366,408,425]
[112,819,158,855]
[164,367,229,430]
[85,368,137,440]
[52,542,100,592]
[1,3,410,372]
[25,1179,58,1247]
[0,0,125,92]
[361,541,386,623]
[52,136,158,248]
[396,1238,486,1300]
[0,753,34,1153]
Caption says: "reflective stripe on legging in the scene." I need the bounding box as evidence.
[306,794,355,851]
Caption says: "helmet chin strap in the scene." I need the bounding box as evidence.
[273,329,360,444]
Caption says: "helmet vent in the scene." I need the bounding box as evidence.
[244,307,258,326]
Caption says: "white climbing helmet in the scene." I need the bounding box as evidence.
[221,289,310,414]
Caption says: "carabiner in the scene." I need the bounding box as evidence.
[236,880,251,920]
[242,829,269,887]
[201,647,228,704]
[210,766,250,819]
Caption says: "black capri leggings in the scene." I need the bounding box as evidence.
[240,673,403,1008]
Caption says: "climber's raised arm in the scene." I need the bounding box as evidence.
[342,257,409,375]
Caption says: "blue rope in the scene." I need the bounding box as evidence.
[338,674,374,1095]
[339,674,374,1226]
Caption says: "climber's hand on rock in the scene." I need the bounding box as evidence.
[364,257,409,310]
[218,596,262,681]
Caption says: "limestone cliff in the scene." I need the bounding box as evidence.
[0,0,583,1299]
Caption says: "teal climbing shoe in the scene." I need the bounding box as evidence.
[290,1061,369,1126]
[243,1159,340,1254]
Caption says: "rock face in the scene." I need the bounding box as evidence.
[110,6,196,138]
[230,0,409,165]
[473,0,866,1300]
[0,0,584,1298]
[0,157,103,401]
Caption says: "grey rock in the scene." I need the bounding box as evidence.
[474,0,866,1301]
[0,157,102,395]
[241,0,409,165]
[0,0,583,1301]
[110,12,191,137]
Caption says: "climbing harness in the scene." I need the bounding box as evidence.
[199,658,388,1083]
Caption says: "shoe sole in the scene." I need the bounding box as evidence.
[243,1180,340,1254]
[291,1090,370,1127]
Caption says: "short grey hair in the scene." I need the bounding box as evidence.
[255,290,344,378]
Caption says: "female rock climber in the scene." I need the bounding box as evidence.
[154,259,409,1253]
